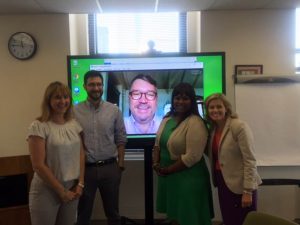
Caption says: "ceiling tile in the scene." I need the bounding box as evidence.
[0,0,299,14]
[0,0,42,14]
[36,0,99,13]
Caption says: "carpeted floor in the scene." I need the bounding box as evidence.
[90,219,223,225]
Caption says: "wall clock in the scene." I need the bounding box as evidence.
[8,32,37,60]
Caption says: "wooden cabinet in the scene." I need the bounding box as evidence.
[0,155,33,225]
[0,205,31,225]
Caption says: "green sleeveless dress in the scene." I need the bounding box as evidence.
[156,118,214,225]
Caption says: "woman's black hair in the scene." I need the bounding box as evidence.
[165,82,209,133]
[167,83,200,120]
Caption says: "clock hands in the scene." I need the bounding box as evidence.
[8,32,37,59]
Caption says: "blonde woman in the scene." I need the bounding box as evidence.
[27,81,85,225]
[204,93,262,225]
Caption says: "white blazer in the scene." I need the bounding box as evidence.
[208,117,262,194]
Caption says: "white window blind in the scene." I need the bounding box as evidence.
[96,12,181,54]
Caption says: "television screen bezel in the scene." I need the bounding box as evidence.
[67,52,226,149]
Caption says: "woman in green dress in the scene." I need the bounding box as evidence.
[153,83,214,225]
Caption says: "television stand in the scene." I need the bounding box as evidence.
[125,140,155,225]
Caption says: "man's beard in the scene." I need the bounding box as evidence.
[88,91,102,101]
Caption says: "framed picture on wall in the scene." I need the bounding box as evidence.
[235,65,263,75]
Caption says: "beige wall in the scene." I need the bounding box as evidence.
[201,9,296,103]
[201,9,300,221]
[0,14,70,157]
[69,14,89,55]
[187,11,201,52]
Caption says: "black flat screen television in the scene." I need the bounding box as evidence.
[67,52,225,149]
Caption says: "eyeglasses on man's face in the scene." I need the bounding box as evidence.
[129,91,157,101]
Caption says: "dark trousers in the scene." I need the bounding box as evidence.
[215,170,257,225]
[76,162,122,225]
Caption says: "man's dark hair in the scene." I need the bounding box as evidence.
[130,74,157,89]
[84,70,103,85]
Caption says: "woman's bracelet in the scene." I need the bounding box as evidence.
[78,182,85,188]
[152,163,160,169]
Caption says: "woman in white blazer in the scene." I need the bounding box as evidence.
[204,93,262,225]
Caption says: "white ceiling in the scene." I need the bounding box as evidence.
[0,0,300,14]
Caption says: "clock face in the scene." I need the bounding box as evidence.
[8,32,37,60]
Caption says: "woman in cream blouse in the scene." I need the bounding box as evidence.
[27,81,85,225]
